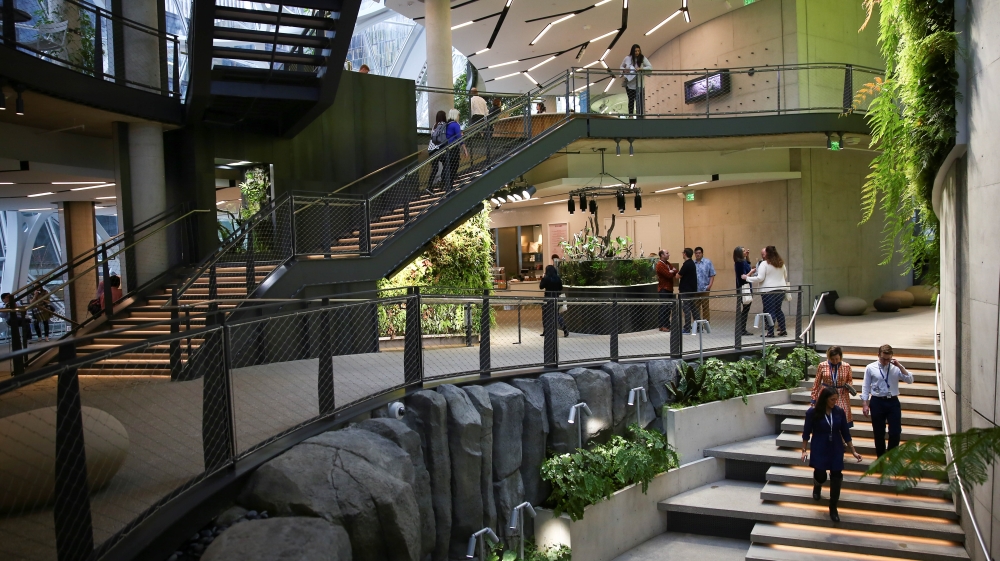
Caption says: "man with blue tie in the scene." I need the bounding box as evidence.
[861,344,915,457]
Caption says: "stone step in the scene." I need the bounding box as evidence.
[807,366,937,385]
[791,392,941,413]
[780,418,942,440]
[841,354,937,370]
[78,367,173,376]
[797,379,940,398]
[760,482,957,519]
[765,465,951,499]
[751,522,968,561]
[746,543,925,561]
[704,435,947,480]
[775,431,932,458]
[765,403,942,428]
[657,480,964,542]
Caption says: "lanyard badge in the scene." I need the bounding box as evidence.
[825,412,834,441]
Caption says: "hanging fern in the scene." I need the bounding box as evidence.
[865,427,1000,494]
[852,0,958,286]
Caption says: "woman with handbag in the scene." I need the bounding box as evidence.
[743,245,788,337]
[539,265,568,337]
[619,44,652,116]
[802,387,863,522]
[733,246,753,336]
[810,346,855,427]
[427,110,448,190]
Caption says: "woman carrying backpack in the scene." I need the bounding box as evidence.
[427,110,448,190]
[443,108,468,192]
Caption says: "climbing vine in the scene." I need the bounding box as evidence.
[852,0,958,286]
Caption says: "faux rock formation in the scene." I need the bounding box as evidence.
[436,384,484,560]
[646,359,685,433]
[202,517,351,561]
[492,471,525,543]
[603,362,655,434]
[539,372,581,453]
[355,419,435,558]
[508,378,550,511]
[484,383,525,481]
[404,390,452,561]
[566,368,613,443]
[463,385,497,533]
[239,428,422,561]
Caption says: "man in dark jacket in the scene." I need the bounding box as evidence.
[539,265,568,337]
[676,248,701,334]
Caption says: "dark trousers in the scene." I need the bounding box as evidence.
[658,288,673,328]
[680,292,700,332]
[761,293,787,336]
[468,114,484,161]
[737,293,752,334]
[33,319,50,339]
[626,87,643,114]
[813,469,843,508]
[870,396,902,457]
[444,150,460,192]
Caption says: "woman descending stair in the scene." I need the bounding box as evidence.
[800,386,863,523]
[660,345,971,561]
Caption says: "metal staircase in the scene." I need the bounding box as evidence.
[187,0,362,136]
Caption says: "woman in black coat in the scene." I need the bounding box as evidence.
[802,387,863,522]
[733,246,753,336]
[539,265,568,337]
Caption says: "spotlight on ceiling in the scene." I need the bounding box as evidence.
[628,138,634,156]
[522,185,536,200]
[634,192,642,211]
[568,197,576,214]
[14,85,25,116]
[616,191,626,213]
[615,138,621,156]
[588,199,597,215]
[580,193,587,210]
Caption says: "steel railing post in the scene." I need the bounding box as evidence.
[670,293,682,357]
[54,340,96,561]
[246,228,256,293]
[610,299,619,362]
[795,289,803,341]
[289,197,298,257]
[170,287,181,380]
[101,246,114,320]
[543,297,558,368]
[480,290,490,376]
[362,200,372,255]
[566,71,571,116]
[172,37,180,97]
[776,68,781,114]
[185,308,192,362]
[586,68,591,114]
[705,69,711,118]
[319,298,335,414]
[842,64,854,113]
[735,293,743,351]
[93,7,104,78]
[203,322,236,469]
[324,199,332,258]
[464,302,473,347]
[208,264,219,325]
[404,287,423,385]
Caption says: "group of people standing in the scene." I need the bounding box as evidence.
[803,344,914,521]
[654,247,716,334]
[427,88,505,192]
[1,286,55,350]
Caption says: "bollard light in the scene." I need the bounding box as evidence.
[754,313,774,375]
[467,527,499,559]
[628,387,647,427]
[568,402,592,449]
[693,319,711,364]
[508,502,537,560]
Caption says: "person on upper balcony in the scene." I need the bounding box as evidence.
[620,44,652,116]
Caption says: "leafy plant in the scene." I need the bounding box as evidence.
[540,424,679,521]
[559,214,634,261]
[665,362,707,405]
[34,3,95,74]
[239,167,271,222]
[851,0,958,286]
[489,541,571,561]
[865,427,1000,494]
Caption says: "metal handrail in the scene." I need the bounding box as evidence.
[933,295,991,559]
[801,292,827,343]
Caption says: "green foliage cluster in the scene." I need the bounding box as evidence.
[667,346,822,407]
[378,203,494,337]
[488,541,571,561]
[558,258,654,287]
[559,214,635,261]
[867,426,1000,494]
[33,4,95,74]
[540,424,680,521]
[454,72,471,125]
[853,0,959,286]
[239,167,271,221]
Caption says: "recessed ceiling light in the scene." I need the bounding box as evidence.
[27,192,54,197]
[452,20,473,30]
[544,199,569,204]
[52,181,105,185]
[687,181,708,187]
[0,182,13,185]
[70,183,115,191]
[654,186,684,193]
[18,208,52,211]
[95,196,117,200]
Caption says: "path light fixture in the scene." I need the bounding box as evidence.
[693,319,711,364]
[754,313,774,374]
[508,502,537,560]
[567,402,592,448]
[467,527,500,560]
[627,387,647,426]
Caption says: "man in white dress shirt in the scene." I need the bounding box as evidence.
[468,87,488,163]
[861,344,914,457]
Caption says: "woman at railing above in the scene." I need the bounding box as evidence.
[620,44,653,116]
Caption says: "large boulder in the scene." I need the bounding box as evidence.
[403,390,451,561]
[464,386,497,533]
[874,296,900,313]
[566,368,613,443]
[539,372,581,453]
[485,383,525,481]
[508,378,550,509]
[834,296,867,316]
[906,285,936,306]
[436,385,484,560]
[202,517,351,561]
[882,290,915,308]
[602,362,655,434]
[239,429,422,561]
[355,419,435,558]
[493,471,525,543]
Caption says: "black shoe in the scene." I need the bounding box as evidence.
[563,329,569,337]
[812,485,822,501]
[778,330,788,337]
[829,507,840,522]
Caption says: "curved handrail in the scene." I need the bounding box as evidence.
[933,295,991,558]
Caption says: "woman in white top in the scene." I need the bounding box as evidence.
[620,44,653,115]
[742,245,788,337]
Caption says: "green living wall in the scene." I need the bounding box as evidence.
[378,203,494,337]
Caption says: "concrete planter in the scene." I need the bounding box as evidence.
[664,389,792,464]
[534,457,724,561]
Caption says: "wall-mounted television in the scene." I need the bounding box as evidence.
[683,70,731,104]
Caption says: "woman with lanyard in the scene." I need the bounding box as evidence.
[809,346,854,427]
[802,387,863,522]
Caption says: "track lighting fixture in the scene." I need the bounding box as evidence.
[14,85,25,116]
[568,197,575,214]
[588,199,597,215]
[616,191,626,213]
[580,193,587,210]
[634,192,642,211]
[628,138,634,156]
[615,138,621,156]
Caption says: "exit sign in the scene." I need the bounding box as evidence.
[685,192,695,201]
[744,0,757,4]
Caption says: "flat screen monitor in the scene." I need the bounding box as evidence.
[683,70,731,104]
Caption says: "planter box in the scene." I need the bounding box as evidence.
[664,389,792,464]
[534,457,724,561]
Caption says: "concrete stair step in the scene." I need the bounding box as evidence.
[808,366,937,385]
[760,482,957,519]
[657,480,964,542]
[775,432,933,458]
[765,465,951,499]
[791,392,941,413]
[751,522,968,561]
[841,354,936,370]
[780,418,942,440]
[746,543,925,561]
[78,367,173,376]
[798,379,939,398]
[765,403,942,428]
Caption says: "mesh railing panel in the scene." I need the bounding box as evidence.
[419,297,482,380]
[292,196,367,256]
[487,299,546,372]
[559,301,612,365]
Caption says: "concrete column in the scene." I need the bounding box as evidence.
[125,122,169,286]
[424,0,453,124]
[121,0,161,90]
[57,202,98,324]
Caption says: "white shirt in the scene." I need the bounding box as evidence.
[861,360,914,401]
[470,95,488,116]
[619,55,652,88]
[744,261,787,291]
